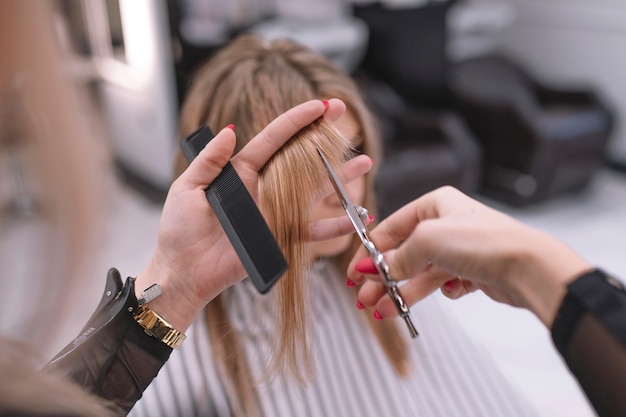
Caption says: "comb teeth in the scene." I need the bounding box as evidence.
[205,163,288,292]
[211,164,242,201]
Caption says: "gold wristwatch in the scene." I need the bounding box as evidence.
[133,283,186,349]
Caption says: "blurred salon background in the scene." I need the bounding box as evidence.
[2,1,625,416]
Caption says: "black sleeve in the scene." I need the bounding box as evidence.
[551,269,626,417]
[44,268,172,416]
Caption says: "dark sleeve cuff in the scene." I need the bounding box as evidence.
[127,319,173,362]
[552,268,626,356]
[45,268,173,414]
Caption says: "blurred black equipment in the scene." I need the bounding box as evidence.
[450,55,614,206]
[353,1,614,208]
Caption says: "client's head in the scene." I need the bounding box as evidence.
[176,33,382,391]
[177,36,381,258]
[178,34,382,285]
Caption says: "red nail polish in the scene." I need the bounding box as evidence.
[368,214,375,223]
[226,124,235,131]
[346,278,356,287]
[355,258,378,274]
[373,310,383,320]
[443,280,455,292]
[321,100,329,111]
[370,158,375,165]
[356,300,365,310]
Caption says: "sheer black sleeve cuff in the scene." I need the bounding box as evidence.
[551,268,626,417]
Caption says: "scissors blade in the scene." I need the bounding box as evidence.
[316,148,370,246]
[317,148,419,338]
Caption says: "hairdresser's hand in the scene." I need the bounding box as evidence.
[347,186,591,327]
[136,99,373,332]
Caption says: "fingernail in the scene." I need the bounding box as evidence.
[443,280,455,292]
[321,100,329,111]
[368,214,375,223]
[373,310,383,320]
[226,124,235,131]
[346,278,356,287]
[370,158,375,165]
[356,300,365,310]
[355,257,378,274]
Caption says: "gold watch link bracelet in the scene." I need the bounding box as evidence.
[133,283,186,349]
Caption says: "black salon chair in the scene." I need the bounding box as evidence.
[450,55,614,206]
[353,2,483,218]
[355,74,482,219]
[374,110,482,219]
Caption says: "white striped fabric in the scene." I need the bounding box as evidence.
[129,261,539,417]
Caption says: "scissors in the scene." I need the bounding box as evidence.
[317,148,419,338]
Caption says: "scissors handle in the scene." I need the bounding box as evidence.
[373,251,419,338]
[386,286,419,338]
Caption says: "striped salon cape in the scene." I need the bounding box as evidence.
[130,261,540,417]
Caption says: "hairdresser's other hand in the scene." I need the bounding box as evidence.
[347,186,591,327]
[136,100,372,332]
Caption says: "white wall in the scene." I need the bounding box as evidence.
[89,0,179,188]
[497,0,626,163]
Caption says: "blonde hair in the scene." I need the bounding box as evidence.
[177,34,408,416]
[0,1,112,415]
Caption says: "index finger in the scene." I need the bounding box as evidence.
[347,188,447,280]
[235,99,346,171]
[361,186,465,253]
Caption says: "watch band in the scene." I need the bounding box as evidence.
[133,304,186,349]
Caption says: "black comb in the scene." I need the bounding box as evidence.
[180,126,288,294]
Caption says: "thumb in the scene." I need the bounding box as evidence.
[177,126,237,189]
[383,223,436,282]
[349,221,435,284]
